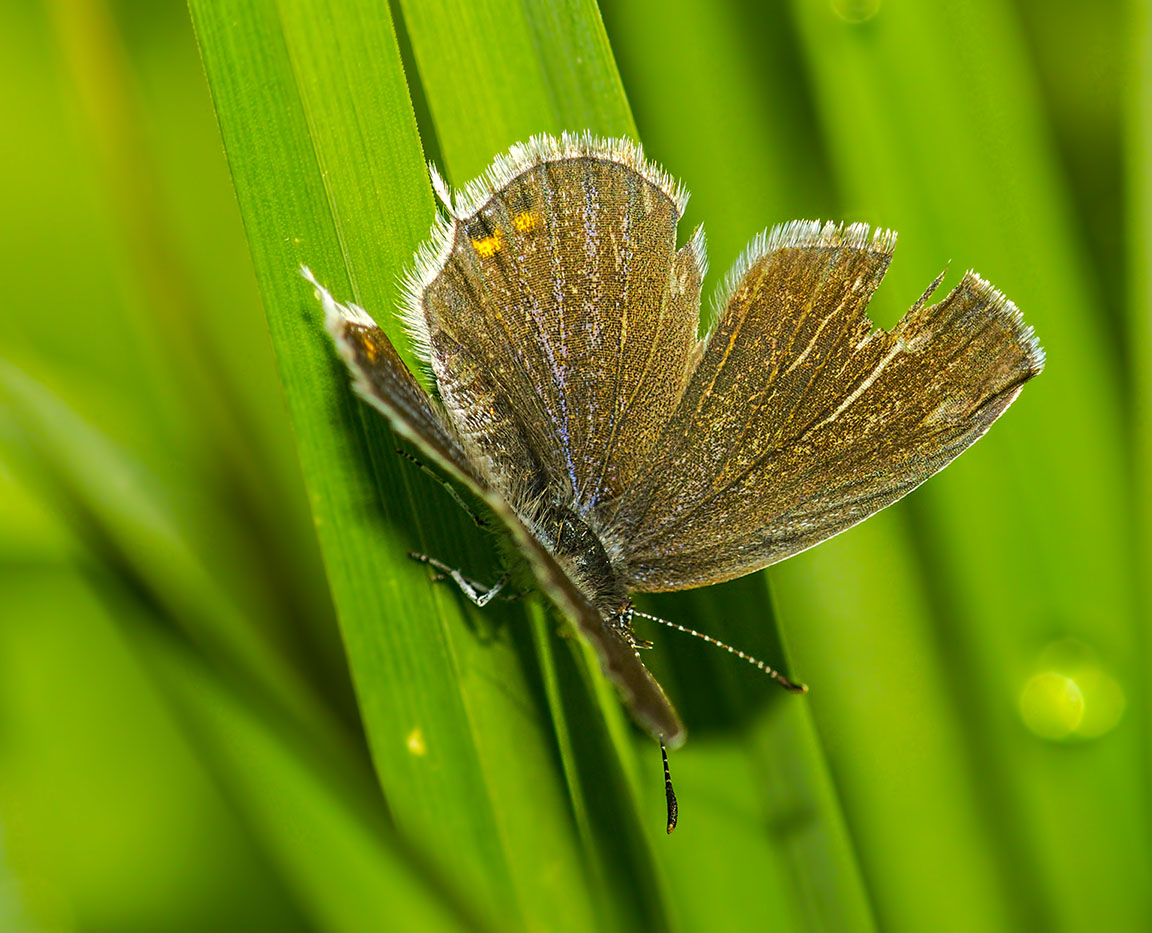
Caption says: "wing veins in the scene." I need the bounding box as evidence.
[629,326,908,550]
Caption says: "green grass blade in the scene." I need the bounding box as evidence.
[40,0,337,672]
[603,1,877,928]
[0,368,480,931]
[0,362,330,741]
[393,3,678,927]
[1127,0,1152,919]
[779,0,1148,928]
[189,0,598,927]
[397,0,632,178]
[145,630,477,933]
[0,562,312,932]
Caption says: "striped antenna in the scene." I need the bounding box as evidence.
[631,609,808,694]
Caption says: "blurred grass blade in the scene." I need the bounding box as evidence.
[603,0,836,280]
[0,361,332,743]
[0,562,316,932]
[0,370,444,928]
[1128,1,1152,917]
[781,0,1148,928]
[144,628,477,933]
[190,0,598,927]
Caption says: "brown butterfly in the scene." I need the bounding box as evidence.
[305,132,1043,832]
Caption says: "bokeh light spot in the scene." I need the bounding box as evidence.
[1019,640,1125,742]
[1019,672,1083,740]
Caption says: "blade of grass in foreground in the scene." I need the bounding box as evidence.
[0,362,330,745]
[191,0,595,927]
[146,630,476,933]
[0,369,455,929]
[0,562,310,931]
[394,2,674,927]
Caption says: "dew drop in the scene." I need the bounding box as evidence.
[1018,672,1083,740]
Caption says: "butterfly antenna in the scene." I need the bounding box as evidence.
[661,742,678,834]
[631,609,808,694]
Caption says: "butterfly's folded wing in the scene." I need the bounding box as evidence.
[307,268,685,746]
[305,268,480,486]
[606,222,1044,592]
[407,138,703,511]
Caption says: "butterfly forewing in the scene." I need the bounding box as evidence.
[418,155,701,510]
[306,268,481,487]
[608,223,1044,591]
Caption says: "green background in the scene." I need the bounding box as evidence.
[0,0,1146,930]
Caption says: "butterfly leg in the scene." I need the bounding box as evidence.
[394,447,489,529]
[408,552,520,608]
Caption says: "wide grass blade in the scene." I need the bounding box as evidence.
[190,0,597,927]
[393,2,675,926]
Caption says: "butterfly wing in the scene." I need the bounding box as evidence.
[304,267,480,486]
[404,135,703,512]
[606,222,1044,592]
[306,268,685,746]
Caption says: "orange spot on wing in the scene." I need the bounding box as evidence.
[472,229,504,257]
[361,333,379,362]
[512,211,537,233]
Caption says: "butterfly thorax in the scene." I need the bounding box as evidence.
[524,498,630,619]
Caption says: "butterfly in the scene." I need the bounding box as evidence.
[304,131,1043,832]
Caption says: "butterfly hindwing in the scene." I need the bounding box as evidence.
[608,223,1044,591]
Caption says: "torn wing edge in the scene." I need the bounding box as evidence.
[621,265,1045,591]
[709,220,898,328]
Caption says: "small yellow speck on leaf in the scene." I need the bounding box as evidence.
[406,727,427,756]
